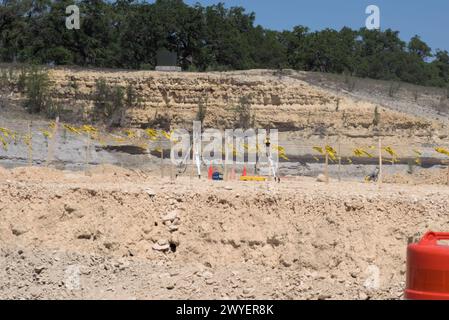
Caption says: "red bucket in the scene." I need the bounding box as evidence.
[405,232,449,300]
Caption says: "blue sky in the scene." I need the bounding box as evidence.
[183,0,449,52]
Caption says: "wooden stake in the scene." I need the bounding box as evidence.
[190,159,193,181]
[84,132,90,173]
[160,138,164,178]
[338,134,341,182]
[325,135,329,184]
[325,151,329,184]
[27,121,32,166]
[378,136,383,187]
[169,139,174,181]
[446,161,449,186]
[46,116,59,166]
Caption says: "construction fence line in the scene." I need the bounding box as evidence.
[1,121,449,168]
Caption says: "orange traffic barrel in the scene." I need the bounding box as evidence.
[405,232,449,300]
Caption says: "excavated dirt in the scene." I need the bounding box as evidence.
[1,165,449,300]
[384,168,449,185]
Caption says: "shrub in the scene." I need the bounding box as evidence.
[0,68,20,92]
[0,69,8,91]
[412,89,419,102]
[233,95,255,129]
[344,72,356,92]
[23,66,53,114]
[17,67,28,93]
[125,83,142,109]
[146,110,171,131]
[373,106,380,127]
[92,78,125,124]
[44,101,62,119]
[196,98,207,126]
[388,81,401,97]
[435,96,448,115]
[69,77,80,101]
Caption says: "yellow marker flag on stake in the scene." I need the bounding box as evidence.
[413,149,422,166]
[63,124,81,135]
[145,128,158,141]
[0,127,11,138]
[79,125,98,140]
[276,145,286,153]
[161,130,171,140]
[312,145,336,163]
[325,145,337,162]
[313,146,324,155]
[353,148,373,158]
[383,146,398,164]
[40,130,52,139]
[435,147,449,157]
[0,135,8,151]
[23,133,32,150]
[113,136,126,143]
[124,129,136,139]
[276,145,289,161]
[312,146,325,162]
[0,127,13,151]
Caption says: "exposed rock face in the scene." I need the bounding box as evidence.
[47,68,437,136]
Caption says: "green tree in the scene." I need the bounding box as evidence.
[408,35,431,61]
[0,0,447,88]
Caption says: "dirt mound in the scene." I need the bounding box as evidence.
[384,168,448,185]
[86,164,144,182]
[1,165,146,184]
[88,164,131,175]
[9,166,65,182]
[1,167,449,299]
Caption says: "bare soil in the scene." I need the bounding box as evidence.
[1,165,448,300]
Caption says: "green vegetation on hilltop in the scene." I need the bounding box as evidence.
[0,0,448,87]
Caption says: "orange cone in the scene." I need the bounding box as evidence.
[242,166,247,177]
[208,165,213,180]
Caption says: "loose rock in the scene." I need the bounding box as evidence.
[152,239,170,251]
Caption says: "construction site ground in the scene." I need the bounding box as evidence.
[1,165,448,300]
